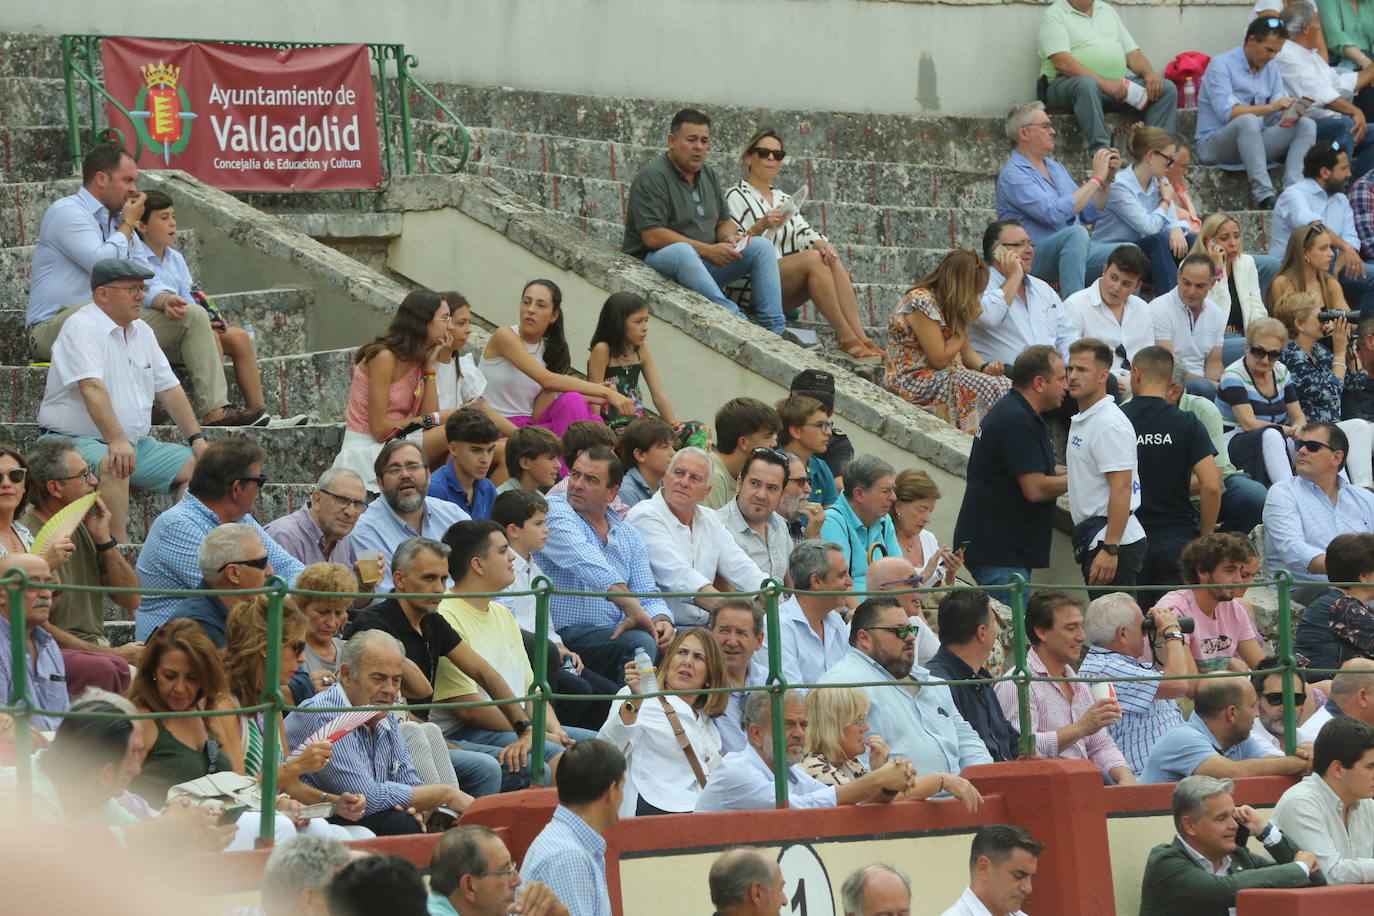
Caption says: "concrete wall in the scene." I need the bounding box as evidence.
[5,0,1250,117]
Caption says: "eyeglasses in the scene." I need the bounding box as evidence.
[1295,439,1334,453]
[865,624,920,639]
[846,715,869,728]
[877,575,925,589]
[803,420,833,432]
[750,147,786,161]
[236,475,268,488]
[218,556,270,573]
[53,466,97,484]
[472,865,520,878]
[382,462,427,476]
[1262,691,1307,706]
[102,283,149,296]
[1248,345,1283,361]
[318,487,368,511]
[1152,149,1178,168]
[787,476,810,487]
[1003,239,1035,249]
[690,187,705,218]
[1,468,27,484]
[1027,120,1054,131]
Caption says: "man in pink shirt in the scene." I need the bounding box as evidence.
[994,590,1137,784]
[1152,533,1265,673]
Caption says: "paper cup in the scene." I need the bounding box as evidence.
[356,549,384,586]
[1090,682,1117,703]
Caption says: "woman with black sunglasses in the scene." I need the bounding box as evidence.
[724,129,882,363]
[0,446,76,572]
[1217,316,1308,485]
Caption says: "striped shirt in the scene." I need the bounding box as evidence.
[1078,647,1184,776]
[1216,357,1298,426]
[724,181,824,256]
[283,683,419,815]
[523,805,612,916]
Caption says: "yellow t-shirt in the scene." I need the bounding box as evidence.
[434,596,534,703]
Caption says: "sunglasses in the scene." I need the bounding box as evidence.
[1248,345,1283,361]
[877,576,925,589]
[1306,222,1329,240]
[1115,344,1132,371]
[690,187,705,218]
[866,624,920,639]
[1262,691,1307,706]
[1295,439,1334,453]
[751,446,789,462]
[236,475,269,488]
[750,147,786,161]
[1,468,26,485]
[218,555,270,572]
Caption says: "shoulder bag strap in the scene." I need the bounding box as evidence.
[657,696,708,788]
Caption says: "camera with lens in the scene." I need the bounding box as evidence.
[1142,615,1195,635]
[1318,309,1360,322]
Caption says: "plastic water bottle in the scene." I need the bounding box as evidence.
[242,319,256,343]
[1183,77,1197,110]
[632,646,655,695]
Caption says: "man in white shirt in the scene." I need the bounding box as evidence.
[1064,245,1153,393]
[973,220,1078,368]
[36,259,208,544]
[627,447,767,628]
[27,146,248,426]
[1152,255,1225,399]
[776,540,853,688]
[1065,338,1147,591]
[1274,714,1374,884]
[714,446,792,582]
[1276,3,1374,156]
[941,824,1043,916]
[1298,658,1374,744]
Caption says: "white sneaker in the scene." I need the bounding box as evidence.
[266,414,310,428]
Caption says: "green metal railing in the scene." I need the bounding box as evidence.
[60,34,471,183]
[0,571,1321,846]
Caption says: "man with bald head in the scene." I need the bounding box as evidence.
[867,555,939,665]
[1298,658,1374,743]
[709,848,787,916]
[841,864,911,916]
[0,553,68,734]
[1141,677,1313,782]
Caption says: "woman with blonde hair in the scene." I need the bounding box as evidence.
[1190,212,1268,364]
[1217,316,1308,486]
[885,250,1011,433]
[724,128,882,363]
[295,562,357,689]
[1267,222,1353,313]
[600,628,729,816]
[1274,291,1374,485]
[801,686,982,810]
[1091,124,1194,293]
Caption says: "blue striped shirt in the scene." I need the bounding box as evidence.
[1078,646,1185,776]
[533,495,668,630]
[282,683,419,815]
[523,805,611,916]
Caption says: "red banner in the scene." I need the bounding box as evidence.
[101,37,383,191]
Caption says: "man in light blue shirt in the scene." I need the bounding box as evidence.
[819,456,902,594]
[819,597,994,781]
[1197,17,1318,208]
[776,540,853,688]
[995,101,1120,295]
[136,438,304,640]
[427,824,568,916]
[349,440,470,595]
[975,220,1078,367]
[1263,421,1374,604]
[1270,144,1374,314]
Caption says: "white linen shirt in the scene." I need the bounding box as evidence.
[772,596,850,689]
[1275,41,1357,119]
[1273,771,1374,884]
[502,550,564,645]
[599,686,723,815]
[37,303,179,441]
[1068,395,1146,546]
[972,267,1078,366]
[27,188,132,325]
[1063,281,1155,387]
[941,887,1027,916]
[693,745,836,812]
[626,490,766,627]
[1150,287,1226,376]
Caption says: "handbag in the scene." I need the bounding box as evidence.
[165,770,264,811]
[657,696,708,789]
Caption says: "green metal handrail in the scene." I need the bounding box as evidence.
[0,571,1314,845]
[59,34,471,182]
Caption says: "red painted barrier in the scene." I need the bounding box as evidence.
[1239,885,1374,913]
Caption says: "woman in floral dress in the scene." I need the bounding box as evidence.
[884,249,1011,433]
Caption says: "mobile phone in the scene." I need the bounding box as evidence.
[218,802,249,826]
[991,244,1012,264]
[956,539,972,552]
[1233,821,1250,847]
[296,801,336,819]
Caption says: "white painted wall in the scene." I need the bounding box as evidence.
[8,0,1250,117]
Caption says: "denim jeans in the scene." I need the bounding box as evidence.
[558,623,658,686]
[1185,378,1218,400]
[644,238,785,333]
[1332,260,1374,317]
[448,748,503,797]
[1219,471,1267,534]
[1222,332,1246,366]
[1029,224,1116,296]
[1137,228,1196,294]
[447,724,600,792]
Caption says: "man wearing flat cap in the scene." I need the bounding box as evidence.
[36,258,209,544]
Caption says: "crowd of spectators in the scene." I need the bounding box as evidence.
[21,4,1374,904]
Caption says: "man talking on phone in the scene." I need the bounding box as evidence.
[1139,774,1324,915]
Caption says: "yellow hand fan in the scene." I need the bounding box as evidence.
[31,492,102,557]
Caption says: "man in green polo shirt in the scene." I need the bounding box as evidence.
[1038,0,1176,154]
[621,108,786,335]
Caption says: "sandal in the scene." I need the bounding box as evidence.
[838,338,883,365]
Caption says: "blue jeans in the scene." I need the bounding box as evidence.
[448,748,503,797]
[1222,332,1246,366]
[644,238,785,333]
[1219,471,1267,534]
[447,725,600,792]
[1138,229,1196,294]
[1254,254,1280,299]
[1332,260,1374,317]
[1185,378,1218,400]
[968,565,1032,594]
[1029,224,1116,296]
[559,623,658,686]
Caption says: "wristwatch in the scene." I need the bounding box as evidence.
[622,700,639,715]
[1101,543,1120,556]
[513,719,533,738]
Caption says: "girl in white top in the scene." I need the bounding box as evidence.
[480,279,634,438]
[725,129,883,364]
[599,628,728,816]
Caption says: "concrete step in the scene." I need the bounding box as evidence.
[276,212,404,241]
[124,481,319,542]
[0,125,74,184]
[0,177,83,248]
[0,33,70,80]
[0,76,77,129]
[202,286,314,359]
